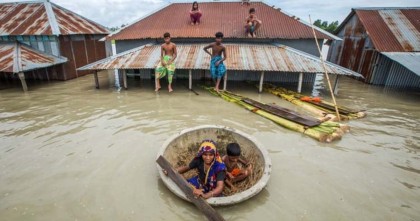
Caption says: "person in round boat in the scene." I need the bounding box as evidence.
[173,140,226,199]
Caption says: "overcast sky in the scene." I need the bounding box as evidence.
[2,0,419,28]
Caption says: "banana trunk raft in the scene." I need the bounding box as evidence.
[262,83,366,121]
[204,87,349,143]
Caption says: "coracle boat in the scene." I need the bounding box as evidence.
[157,125,271,206]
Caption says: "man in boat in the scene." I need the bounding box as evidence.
[171,140,226,199]
[155,32,177,92]
[222,143,253,191]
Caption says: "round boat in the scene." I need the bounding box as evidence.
[157,125,271,206]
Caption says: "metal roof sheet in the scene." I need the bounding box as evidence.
[0,1,109,36]
[355,8,420,52]
[0,42,67,73]
[78,43,362,77]
[107,1,337,40]
[381,52,420,76]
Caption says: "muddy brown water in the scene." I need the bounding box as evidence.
[0,71,419,220]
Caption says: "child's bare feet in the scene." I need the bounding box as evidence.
[247,32,252,37]
[168,85,173,92]
[214,87,220,93]
[252,32,256,38]
[155,86,161,92]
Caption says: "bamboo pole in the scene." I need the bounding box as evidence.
[309,15,341,121]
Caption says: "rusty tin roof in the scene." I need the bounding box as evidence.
[338,8,420,52]
[0,42,67,73]
[107,1,338,40]
[0,0,109,36]
[78,43,362,77]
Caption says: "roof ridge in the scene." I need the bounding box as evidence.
[44,0,60,35]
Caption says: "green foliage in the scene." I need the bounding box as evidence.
[313,19,339,33]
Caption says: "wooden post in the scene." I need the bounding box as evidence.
[259,71,265,93]
[189,69,192,90]
[297,72,303,93]
[223,71,227,91]
[94,71,99,89]
[18,72,28,92]
[122,69,128,89]
[156,156,225,221]
[333,75,340,95]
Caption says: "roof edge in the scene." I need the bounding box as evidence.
[77,43,153,70]
[274,43,363,78]
[334,9,356,35]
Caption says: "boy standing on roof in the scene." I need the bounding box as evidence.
[155,32,177,92]
[203,32,227,93]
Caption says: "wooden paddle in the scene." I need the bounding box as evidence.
[156,155,225,221]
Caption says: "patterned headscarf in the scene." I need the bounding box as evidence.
[196,139,222,163]
[195,139,225,186]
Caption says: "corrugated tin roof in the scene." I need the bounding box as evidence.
[107,1,337,40]
[381,52,420,76]
[354,8,420,52]
[0,42,67,73]
[0,1,109,36]
[78,43,362,77]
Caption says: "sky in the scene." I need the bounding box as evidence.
[1,0,419,28]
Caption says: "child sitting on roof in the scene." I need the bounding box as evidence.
[189,1,202,25]
[245,8,262,38]
[222,143,253,191]
[155,32,177,92]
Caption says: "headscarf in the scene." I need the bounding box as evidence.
[196,139,222,163]
[195,139,225,186]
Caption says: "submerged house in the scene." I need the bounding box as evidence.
[0,0,109,91]
[79,1,362,92]
[327,7,420,89]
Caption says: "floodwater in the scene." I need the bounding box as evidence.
[0,72,419,221]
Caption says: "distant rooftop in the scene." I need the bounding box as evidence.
[338,7,420,52]
[0,0,109,36]
[107,1,337,40]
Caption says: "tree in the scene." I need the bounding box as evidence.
[313,19,339,34]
